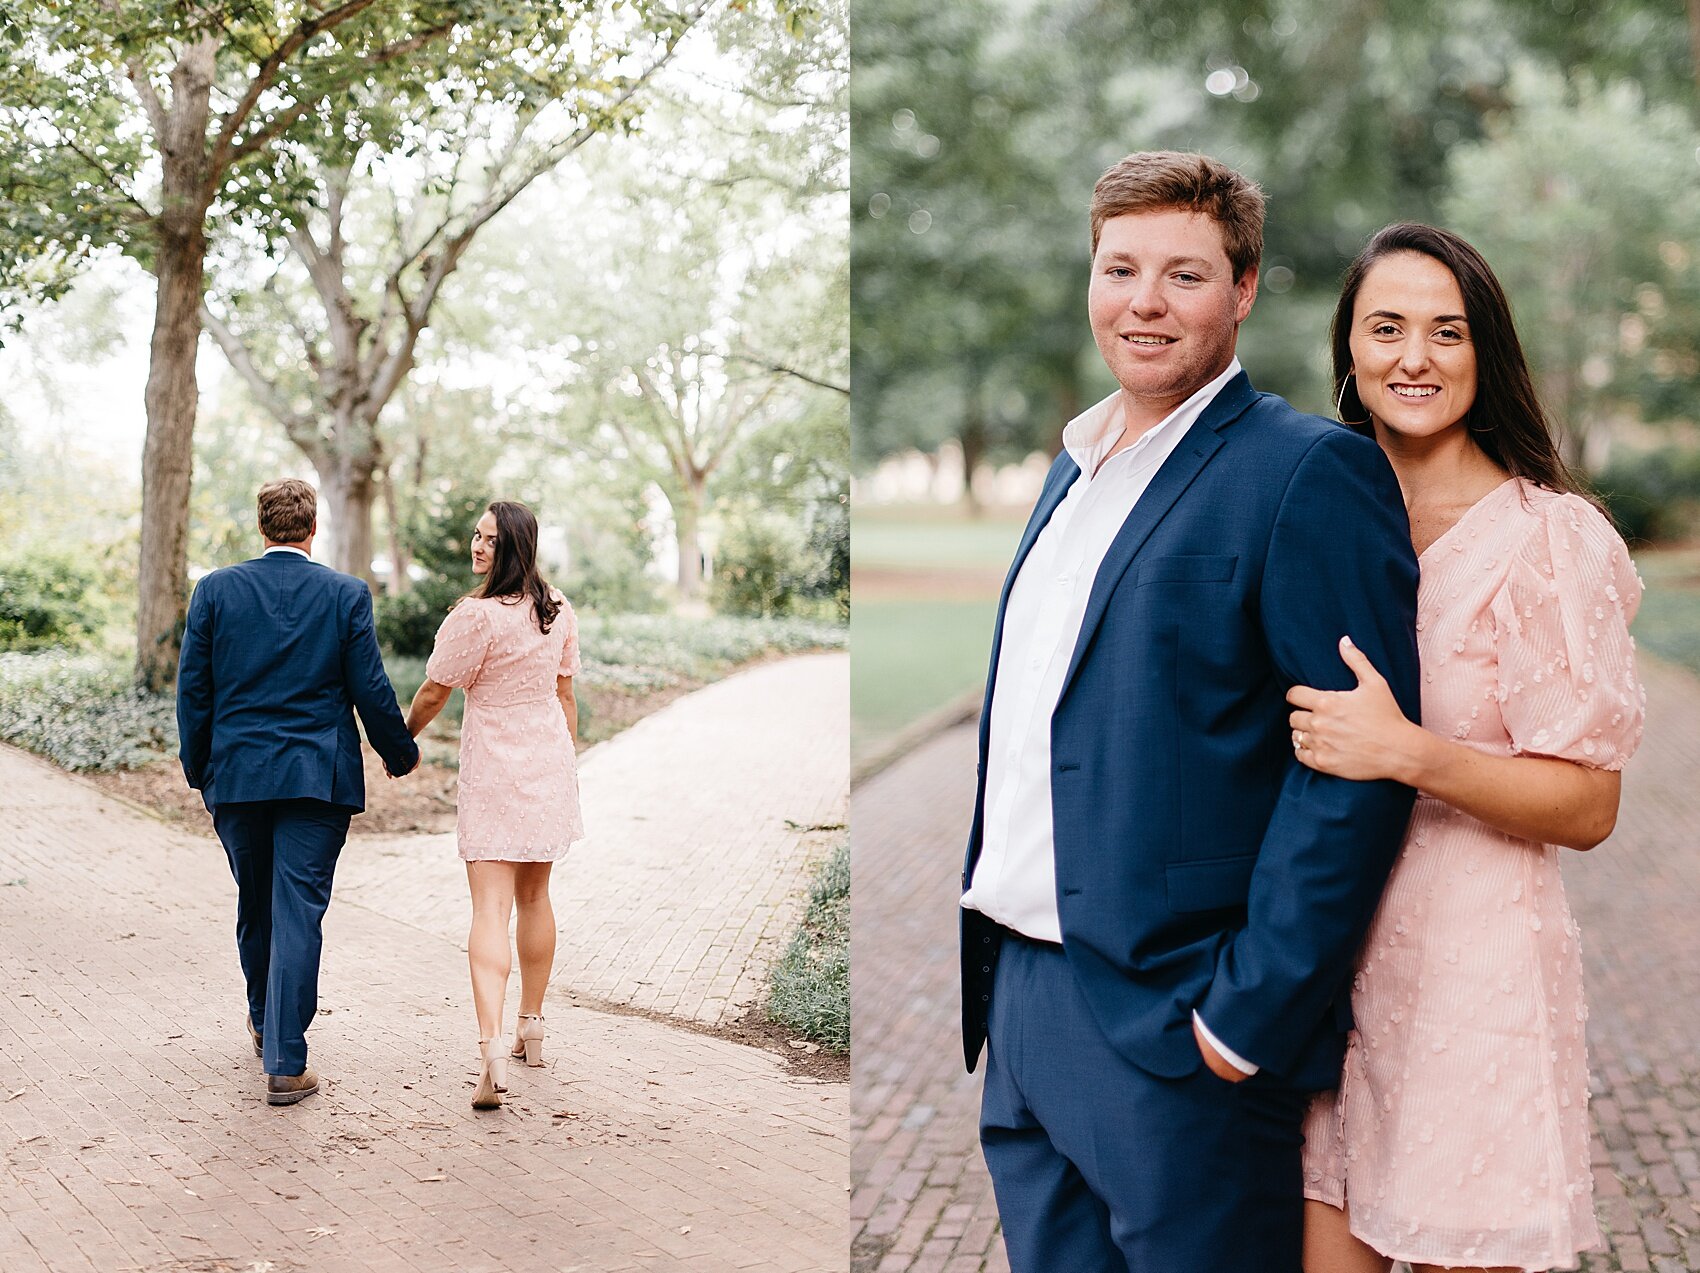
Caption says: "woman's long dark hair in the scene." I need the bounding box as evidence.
[1331,222,1583,496]
[469,500,560,633]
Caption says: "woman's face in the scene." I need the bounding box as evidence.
[1348,251,1478,444]
[470,510,499,576]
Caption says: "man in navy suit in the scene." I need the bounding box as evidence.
[177,478,419,1105]
[960,152,1422,1269]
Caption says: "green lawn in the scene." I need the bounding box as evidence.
[850,506,1023,763]
[1631,547,1700,678]
[853,506,1025,569]
[851,596,996,763]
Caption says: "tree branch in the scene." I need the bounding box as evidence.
[212,0,382,166]
[201,302,320,450]
[727,350,847,396]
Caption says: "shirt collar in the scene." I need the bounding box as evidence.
[1063,356,1243,475]
[263,545,311,559]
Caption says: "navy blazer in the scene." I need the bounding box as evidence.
[961,371,1422,1089]
[175,551,420,811]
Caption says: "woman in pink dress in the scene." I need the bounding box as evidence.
[405,500,585,1110]
[1292,224,1644,1272]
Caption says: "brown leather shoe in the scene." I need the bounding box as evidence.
[266,1068,319,1106]
[245,1015,262,1058]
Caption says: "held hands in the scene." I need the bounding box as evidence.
[1287,636,1425,784]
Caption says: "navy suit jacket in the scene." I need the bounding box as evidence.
[961,371,1422,1089]
[175,551,419,812]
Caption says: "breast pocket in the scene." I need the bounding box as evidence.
[1134,554,1238,587]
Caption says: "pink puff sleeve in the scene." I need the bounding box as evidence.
[1489,493,1646,770]
[425,600,491,689]
[557,597,582,678]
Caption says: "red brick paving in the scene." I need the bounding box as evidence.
[0,680,844,1273]
[851,654,1700,1273]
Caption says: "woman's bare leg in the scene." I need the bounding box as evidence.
[512,861,556,1016]
[465,860,518,1042]
[1304,1200,1393,1273]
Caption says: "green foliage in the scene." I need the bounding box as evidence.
[375,577,467,660]
[853,0,1700,473]
[765,838,849,1052]
[0,653,173,771]
[578,611,845,686]
[1590,448,1700,545]
[0,555,103,651]
[712,507,814,617]
[1446,68,1700,456]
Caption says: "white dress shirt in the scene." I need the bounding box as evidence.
[962,357,1257,1076]
[263,545,312,559]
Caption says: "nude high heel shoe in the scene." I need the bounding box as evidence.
[510,1014,545,1067]
[472,1039,507,1110]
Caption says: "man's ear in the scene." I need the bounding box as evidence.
[1234,264,1259,324]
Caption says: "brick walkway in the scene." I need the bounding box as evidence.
[339,653,850,1027]
[0,656,846,1273]
[851,654,1700,1273]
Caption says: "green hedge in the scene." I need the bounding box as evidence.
[0,557,103,652]
[0,654,173,772]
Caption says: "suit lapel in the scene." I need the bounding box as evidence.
[1056,373,1258,700]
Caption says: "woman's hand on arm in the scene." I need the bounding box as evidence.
[1289,637,1621,851]
[556,674,577,745]
[405,679,453,740]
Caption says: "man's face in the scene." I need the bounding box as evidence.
[1087,209,1258,409]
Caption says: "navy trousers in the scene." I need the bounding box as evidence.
[212,799,352,1076]
[979,933,1310,1273]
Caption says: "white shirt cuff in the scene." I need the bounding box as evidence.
[1192,1010,1259,1076]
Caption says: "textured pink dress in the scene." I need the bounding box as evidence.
[425,589,586,861]
[1302,479,1645,1271]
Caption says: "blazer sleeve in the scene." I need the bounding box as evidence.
[1193,426,1422,1076]
[340,584,420,778]
[175,579,215,791]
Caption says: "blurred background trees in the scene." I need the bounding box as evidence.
[853,0,1700,533]
[0,0,848,686]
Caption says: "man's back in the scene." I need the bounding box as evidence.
[176,550,417,810]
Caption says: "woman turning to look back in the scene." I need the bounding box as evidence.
[1295,224,1645,1273]
[406,500,585,1110]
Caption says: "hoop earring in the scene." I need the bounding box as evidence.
[1335,373,1371,426]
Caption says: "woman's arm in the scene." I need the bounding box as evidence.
[1289,637,1620,851]
[556,674,577,745]
[405,679,454,739]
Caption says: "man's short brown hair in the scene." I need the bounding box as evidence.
[1089,151,1266,281]
[257,479,318,544]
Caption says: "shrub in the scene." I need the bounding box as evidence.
[1590,447,1700,545]
[712,510,812,618]
[0,556,103,652]
[374,577,466,659]
[0,653,174,771]
[766,839,849,1052]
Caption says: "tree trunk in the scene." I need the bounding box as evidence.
[317,454,378,585]
[133,40,217,692]
[380,463,411,596]
[674,480,704,600]
[960,373,986,517]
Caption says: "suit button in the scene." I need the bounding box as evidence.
[981,965,991,974]
[982,936,992,944]
[981,994,990,1002]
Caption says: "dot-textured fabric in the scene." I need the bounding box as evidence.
[425,590,586,862]
[1302,478,1645,1271]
